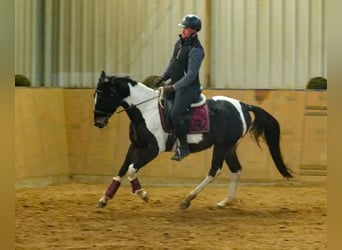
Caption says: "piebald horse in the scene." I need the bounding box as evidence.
[93,71,293,209]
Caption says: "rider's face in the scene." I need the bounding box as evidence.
[181,27,196,39]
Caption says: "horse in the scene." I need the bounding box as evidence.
[93,71,293,209]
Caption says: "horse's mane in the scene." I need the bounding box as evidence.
[104,74,158,96]
[107,75,138,86]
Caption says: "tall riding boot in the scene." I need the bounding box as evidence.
[171,129,190,161]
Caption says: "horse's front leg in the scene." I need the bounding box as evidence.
[127,164,149,202]
[97,144,135,208]
[126,143,159,203]
[97,176,122,208]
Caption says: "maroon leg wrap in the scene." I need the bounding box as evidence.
[130,178,142,193]
[104,179,121,199]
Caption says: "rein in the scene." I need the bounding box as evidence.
[116,95,160,114]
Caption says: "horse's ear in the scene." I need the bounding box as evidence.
[100,70,106,79]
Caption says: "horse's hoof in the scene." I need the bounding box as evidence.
[216,199,233,208]
[216,202,226,209]
[97,197,108,208]
[97,201,107,208]
[137,190,149,203]
[142,194,149,203]
[180,200,191,209]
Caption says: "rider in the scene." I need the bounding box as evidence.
[154,14,205,161]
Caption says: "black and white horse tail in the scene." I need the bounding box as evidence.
[247,104,293,178]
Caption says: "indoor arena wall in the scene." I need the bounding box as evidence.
[15,88,326,188]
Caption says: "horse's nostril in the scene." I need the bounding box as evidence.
[94,122,104,128]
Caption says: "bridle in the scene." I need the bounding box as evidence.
[93,89,115,117]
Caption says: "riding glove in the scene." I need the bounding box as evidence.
[154,77,165,87]
[163,85,175,95]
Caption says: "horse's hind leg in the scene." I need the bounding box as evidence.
[180,146,224,209]
[216,171,240,208]
[180,175,217,209]
[216,148,241,208]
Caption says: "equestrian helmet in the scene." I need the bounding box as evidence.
[178,14,202,32]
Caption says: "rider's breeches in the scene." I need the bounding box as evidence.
[169,87,199,144]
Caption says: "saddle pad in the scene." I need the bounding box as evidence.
[159,102,210,134]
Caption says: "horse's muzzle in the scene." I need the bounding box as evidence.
[94,116,109,128]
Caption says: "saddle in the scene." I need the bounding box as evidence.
[158,93,210,135]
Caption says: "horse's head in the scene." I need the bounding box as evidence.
[93,71,134,128]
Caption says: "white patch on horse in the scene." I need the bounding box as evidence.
[187,134,203,144]
[212,96,248,135]
[125,83,205,151]
[125,83,168,152]
[94,92,98,104]
[124,82,159,106]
